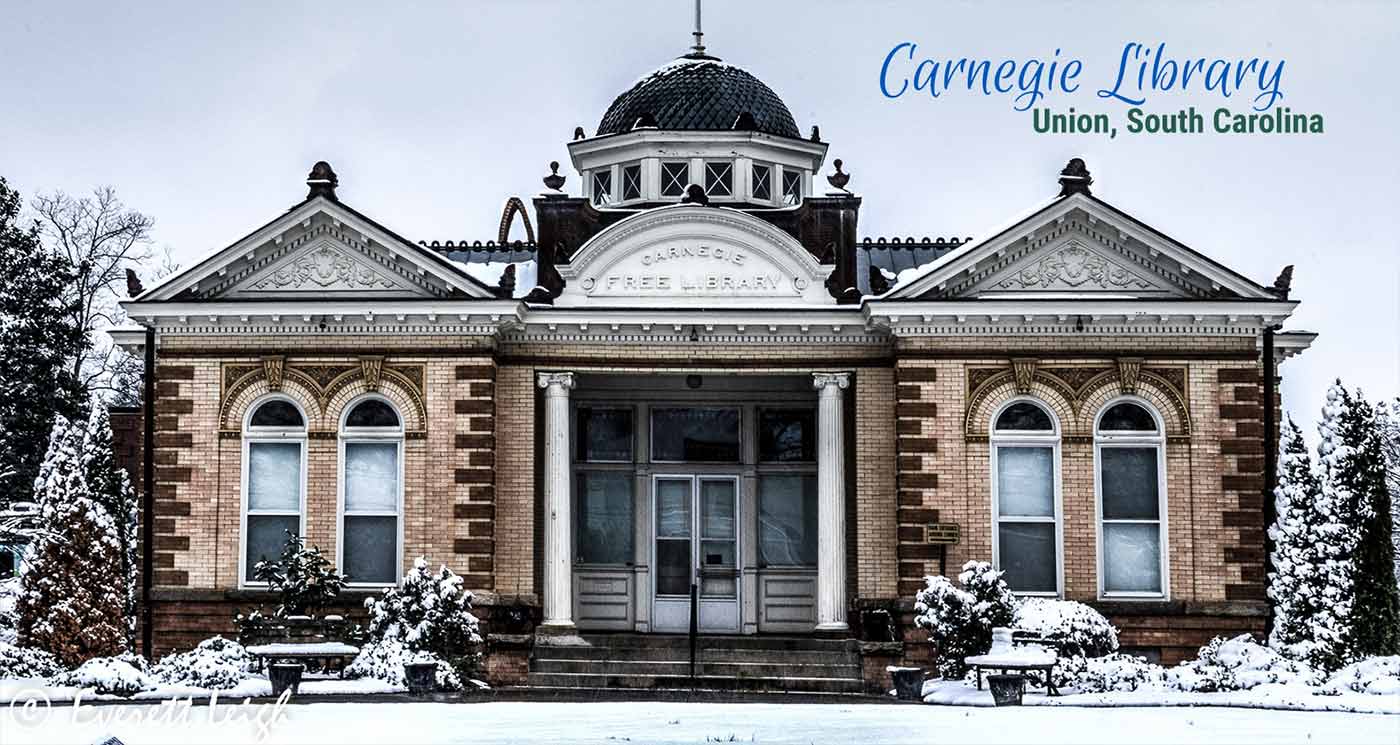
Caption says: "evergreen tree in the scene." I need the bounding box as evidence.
[0,177,85,510]
[82,403,139,649]
[1267,417,1342,666]
[16,414,127,666]
[1317,382,1400,661]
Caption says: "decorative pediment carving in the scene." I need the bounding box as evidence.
[250,242,403,292]
[995,242,1155,292]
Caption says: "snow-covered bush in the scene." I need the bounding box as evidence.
[360,558,482,681]
[51,654,155,697]
[151,636,256,690]
[1072,653,1167,693]
[344,638,461,691]
[248,533,347,618]
[0,640,63,678]
[1323,656,1400,696]
[0,578,18,644]
[1013,598,1118,658]
[1167,634,1317,692]
[913,561,1018,678]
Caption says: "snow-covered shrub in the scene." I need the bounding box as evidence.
[360,558,482,681]
[51,654,155,697]
[151,636,256,690]
[0,640,63,678]
[1323,656,1400,696]
[1013,598,1118,658]
[1167,634,1318,692]
[1072,653,1167,693]
[248,533,347,618]
[344,638,461,691]
[0,578,18,644]
[913,561,1018,678]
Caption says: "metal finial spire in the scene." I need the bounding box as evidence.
[690,0,705,55]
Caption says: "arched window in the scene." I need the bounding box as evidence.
[990,399,1061,595]
[1096,399,1167,598]
[339,396,403,586]
[242,396,306,585]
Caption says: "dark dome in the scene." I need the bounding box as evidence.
[598,55,800,139]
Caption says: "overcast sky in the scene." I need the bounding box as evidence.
[2,1,1396,429]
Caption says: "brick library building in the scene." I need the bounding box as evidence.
[112,35,1313,692]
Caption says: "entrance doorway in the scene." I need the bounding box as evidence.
[651,474,740,632]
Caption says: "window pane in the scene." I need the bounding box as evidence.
[346,400,399,428]
[1103,523,1162,593]
[1099,402,1157,432]
[592,171,612,205]
[578,472,633,564]
[656,540,691,595]
[1101,448,1160,519]
[251,400,303,428]
[752,164,771,201]
[576,408,632,462]
[995,402,1053,431]
[345,443,398,512]
[622,164,641,200]
[758,475,817,566]
[705,162,732,196]
[758,408,815,462]
[248,442,301,511]
[661,162,688,197]
[343,515,397,584]
[782,170,801,205]
[651,407,740,462]
[700,479,735,540]
[656,479,691,537]
[998,522,1057,593]
[700,540,735,569]
[246,515,298,579]
[997,447,1054,517]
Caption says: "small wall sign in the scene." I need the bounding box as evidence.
[924,523,961,545]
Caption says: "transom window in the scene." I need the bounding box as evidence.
[592,171,613,206]
[650,407,740,462]
[339,397,403,586]
[242,397,306,585]
[991,399,1060,595]
[704,161,733,197]
[782,170,802,205]
[661,162,689,197]
[1096,400,1166,598]
[751,163,772,201]
[621,164,642,201]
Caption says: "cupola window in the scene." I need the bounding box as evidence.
[782,170,802,205]
[622,164,642,201]
[705,161,733,198]
[661,161,689,198]
[752,164,772,201]
[592,171,613,206]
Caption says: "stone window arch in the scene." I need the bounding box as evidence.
[990,397,1062,596]
[1094,397,1168,599]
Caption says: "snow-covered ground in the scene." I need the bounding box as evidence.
[923,679,1400,715]
[2,700,1397,745]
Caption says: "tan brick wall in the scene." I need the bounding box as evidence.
[855,367,897,598]
[494,364,536,595]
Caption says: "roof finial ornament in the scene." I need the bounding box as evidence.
[827,158,851,193]
[543,161,566,192]
[1272,264,1294,299]
[1057,157,1093,197]
[690,0,705,56]
[306,160,338,200]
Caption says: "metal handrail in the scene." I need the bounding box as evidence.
[688,579,699,684]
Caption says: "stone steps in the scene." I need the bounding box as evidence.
[526,671,867,694]
[532,658,861,679]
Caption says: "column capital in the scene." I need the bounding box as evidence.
[537,371,576,391]
[812,372,851,391]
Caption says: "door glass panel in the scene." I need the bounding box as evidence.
[656,479,691,537]
[651,407,740,462]
[700,479,735,540]
[656,540,691,596]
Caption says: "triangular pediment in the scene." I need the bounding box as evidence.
[135,198,495,302]
[884,193,1279,301]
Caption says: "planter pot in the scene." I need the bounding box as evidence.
[269,663,304,698]
[987,673,1025,707]
[889,667,926,701]
[404,662,438,696]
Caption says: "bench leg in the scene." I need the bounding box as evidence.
[975,667,982,690]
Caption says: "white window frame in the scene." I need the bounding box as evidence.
[337,394,405,589]
[1094,396,1170,600]
[751,162,773,203]
[620,162,643,203]
[989,397,1063,597]
[661,161,689,199]
[704,160,734,198]
[239,394,308,589]
[781,167,802,205]
[591,168,614,206]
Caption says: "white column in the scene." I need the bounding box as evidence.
[812,372,851,632]
[538,371,576,634]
